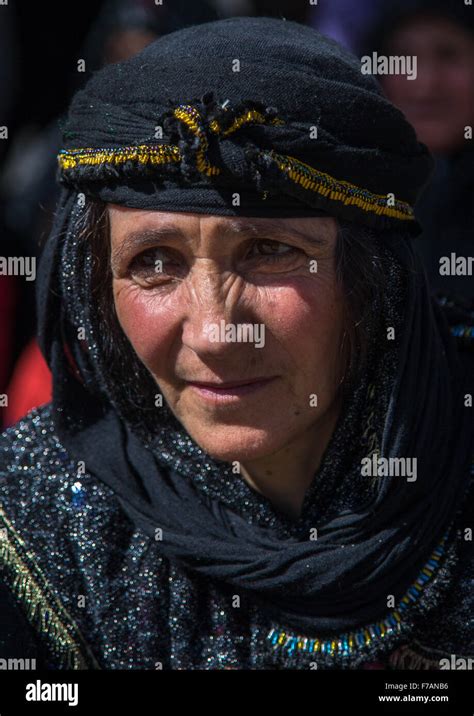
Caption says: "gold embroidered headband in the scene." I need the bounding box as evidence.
[58,102,415,225]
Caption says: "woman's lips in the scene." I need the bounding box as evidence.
[186,376,278,403]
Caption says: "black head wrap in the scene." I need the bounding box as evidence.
[37,18,473,654]
[57,16,433,229]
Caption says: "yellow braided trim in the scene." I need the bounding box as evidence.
[0,505,97,669]
[173,106,221,176]
[58,102,414,222]
[268,150,414,221]
[174,105,284,175]
[58,144,180,171]
[59,107,282,176]
[208,109,285,137]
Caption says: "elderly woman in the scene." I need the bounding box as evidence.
[0,17,472,670]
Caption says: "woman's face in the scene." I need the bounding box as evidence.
[109,205,345,462]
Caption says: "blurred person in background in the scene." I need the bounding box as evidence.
[363,0,474,301]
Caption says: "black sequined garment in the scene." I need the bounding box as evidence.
[0,300,473,670]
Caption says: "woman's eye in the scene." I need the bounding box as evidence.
[127,240,302,285]
[129,247,184,282]
[246,240,300,263]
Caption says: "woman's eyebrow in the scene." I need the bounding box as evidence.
[111,227,186,270]
[222,218,328,245]
[111,218,327,268]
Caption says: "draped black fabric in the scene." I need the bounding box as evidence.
[36,17,472,636]
[36,186,473,635]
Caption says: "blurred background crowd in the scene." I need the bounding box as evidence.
[0,0,473,427]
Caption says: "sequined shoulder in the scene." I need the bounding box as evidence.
[0,405,152,669]
[0,403,120,513]
[0,405,102,667]
[0,403,138,548]
[0,403,76,490]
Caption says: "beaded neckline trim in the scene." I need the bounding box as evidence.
[267,529,449,659]
[450,324,474,344]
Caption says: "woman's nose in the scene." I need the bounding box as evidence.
[180,267,254,358]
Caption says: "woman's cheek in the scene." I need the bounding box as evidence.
[260,278,342,343]
[293,287,344,377]
[113,280,178,364]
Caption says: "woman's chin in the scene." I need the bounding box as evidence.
[186,425,283,463]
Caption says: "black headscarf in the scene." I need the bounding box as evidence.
[56,16,433,228]
[38,17,472,637]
